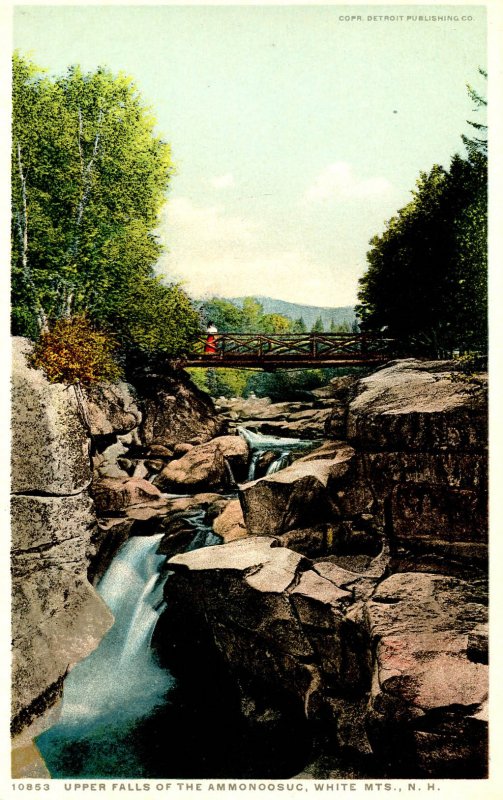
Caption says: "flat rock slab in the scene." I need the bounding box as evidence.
[347,359,487,451]
[290,570,352,609]
[169,536,304,593]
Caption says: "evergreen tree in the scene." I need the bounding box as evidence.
[357,72,487,356]
[292,316,307,333]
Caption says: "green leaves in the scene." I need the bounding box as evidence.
[357,154,487,355]
[11,53,199,368]
[357,70,487,357]
[199,297,295,334]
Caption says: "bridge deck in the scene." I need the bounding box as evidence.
[181,332,394,369]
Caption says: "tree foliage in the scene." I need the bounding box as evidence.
[12,52,199,367]
[30,315,121,384]
[199,297,295,334]
[357,72,487,356]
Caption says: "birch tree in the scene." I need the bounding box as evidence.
[12,53,199,357]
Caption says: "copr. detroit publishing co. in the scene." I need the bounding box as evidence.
[339,14,474,21]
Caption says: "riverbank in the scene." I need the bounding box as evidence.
[11,340,488,779]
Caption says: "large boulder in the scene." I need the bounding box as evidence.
[11,338,117,741]
[347,359,487,451]
[81,382,142,436]
[158,539,487,778]
[155,435,249,492]
[137,373,223,447]
[364,572,488,777]
[11,338,91,495]
[11,494,114,731]
[239,444,355,536]
[324,360,488,569]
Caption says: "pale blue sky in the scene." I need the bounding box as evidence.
[14,5,486,306]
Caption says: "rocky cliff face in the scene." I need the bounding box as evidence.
[11,337,222,754]
[11,339,114,741]
[157,359,488,779]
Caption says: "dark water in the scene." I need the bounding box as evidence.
[36,431,316,778]
[36,523,221,777]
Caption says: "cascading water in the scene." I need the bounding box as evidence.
[237,426,317,481]
[35,430,317,778]
[36,519,219,778]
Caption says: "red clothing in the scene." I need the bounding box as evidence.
[204,335,217,354]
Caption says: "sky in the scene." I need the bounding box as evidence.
[13,4,487,307]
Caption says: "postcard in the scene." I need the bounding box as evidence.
[3,2,502,800]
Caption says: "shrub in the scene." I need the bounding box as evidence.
[30,315,122,385]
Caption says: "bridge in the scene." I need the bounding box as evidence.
[182,332,396,369]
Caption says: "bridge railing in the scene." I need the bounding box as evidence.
[189,332,395,362]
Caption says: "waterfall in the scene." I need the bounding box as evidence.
[38,535,172,734]
[36,518,220,777]
[266,451,291,475]
[237,426,316,481]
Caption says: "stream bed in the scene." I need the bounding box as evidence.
[36,429,316,778]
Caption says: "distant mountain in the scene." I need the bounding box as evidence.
[230,297,356,330]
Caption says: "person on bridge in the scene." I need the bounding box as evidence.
[204,322,218,354]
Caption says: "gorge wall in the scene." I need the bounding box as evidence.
[10,337,220,775]
[11,341,488,780]
[157,359,488,779]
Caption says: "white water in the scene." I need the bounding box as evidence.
[36,518,222,776]
[237,426,316,481]
[47,534,172,730]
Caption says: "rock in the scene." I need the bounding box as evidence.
[147,444,174,459]
[390,482,487,563]
[364,572,488,778]
[233,413,329,439]
[168,536,304,591]
[145,459,164,473]
[173,442,195,456]
[93,439,130,479]
[347,359,487,451]
[165,538,315,675]
[132,460,149,479]
[124,499,171,522]
[155,435,249,492]
[11,337,91,495]
[289,570,369,692]
[212,499,248,542]
[161,537,369,723]
[11,494,114,731]
[138,373,223,447]
[240,444,355,536]
[275,525,330,557]
[321,362,488,569]
[296,440,347,462]
[92,476,162,515]
[168,493,223,515]
[82,381,142,436]
[215,395,272,418]
[239,460,334,536]
[88,517,135,584]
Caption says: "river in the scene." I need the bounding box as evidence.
[36,429,315,778]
